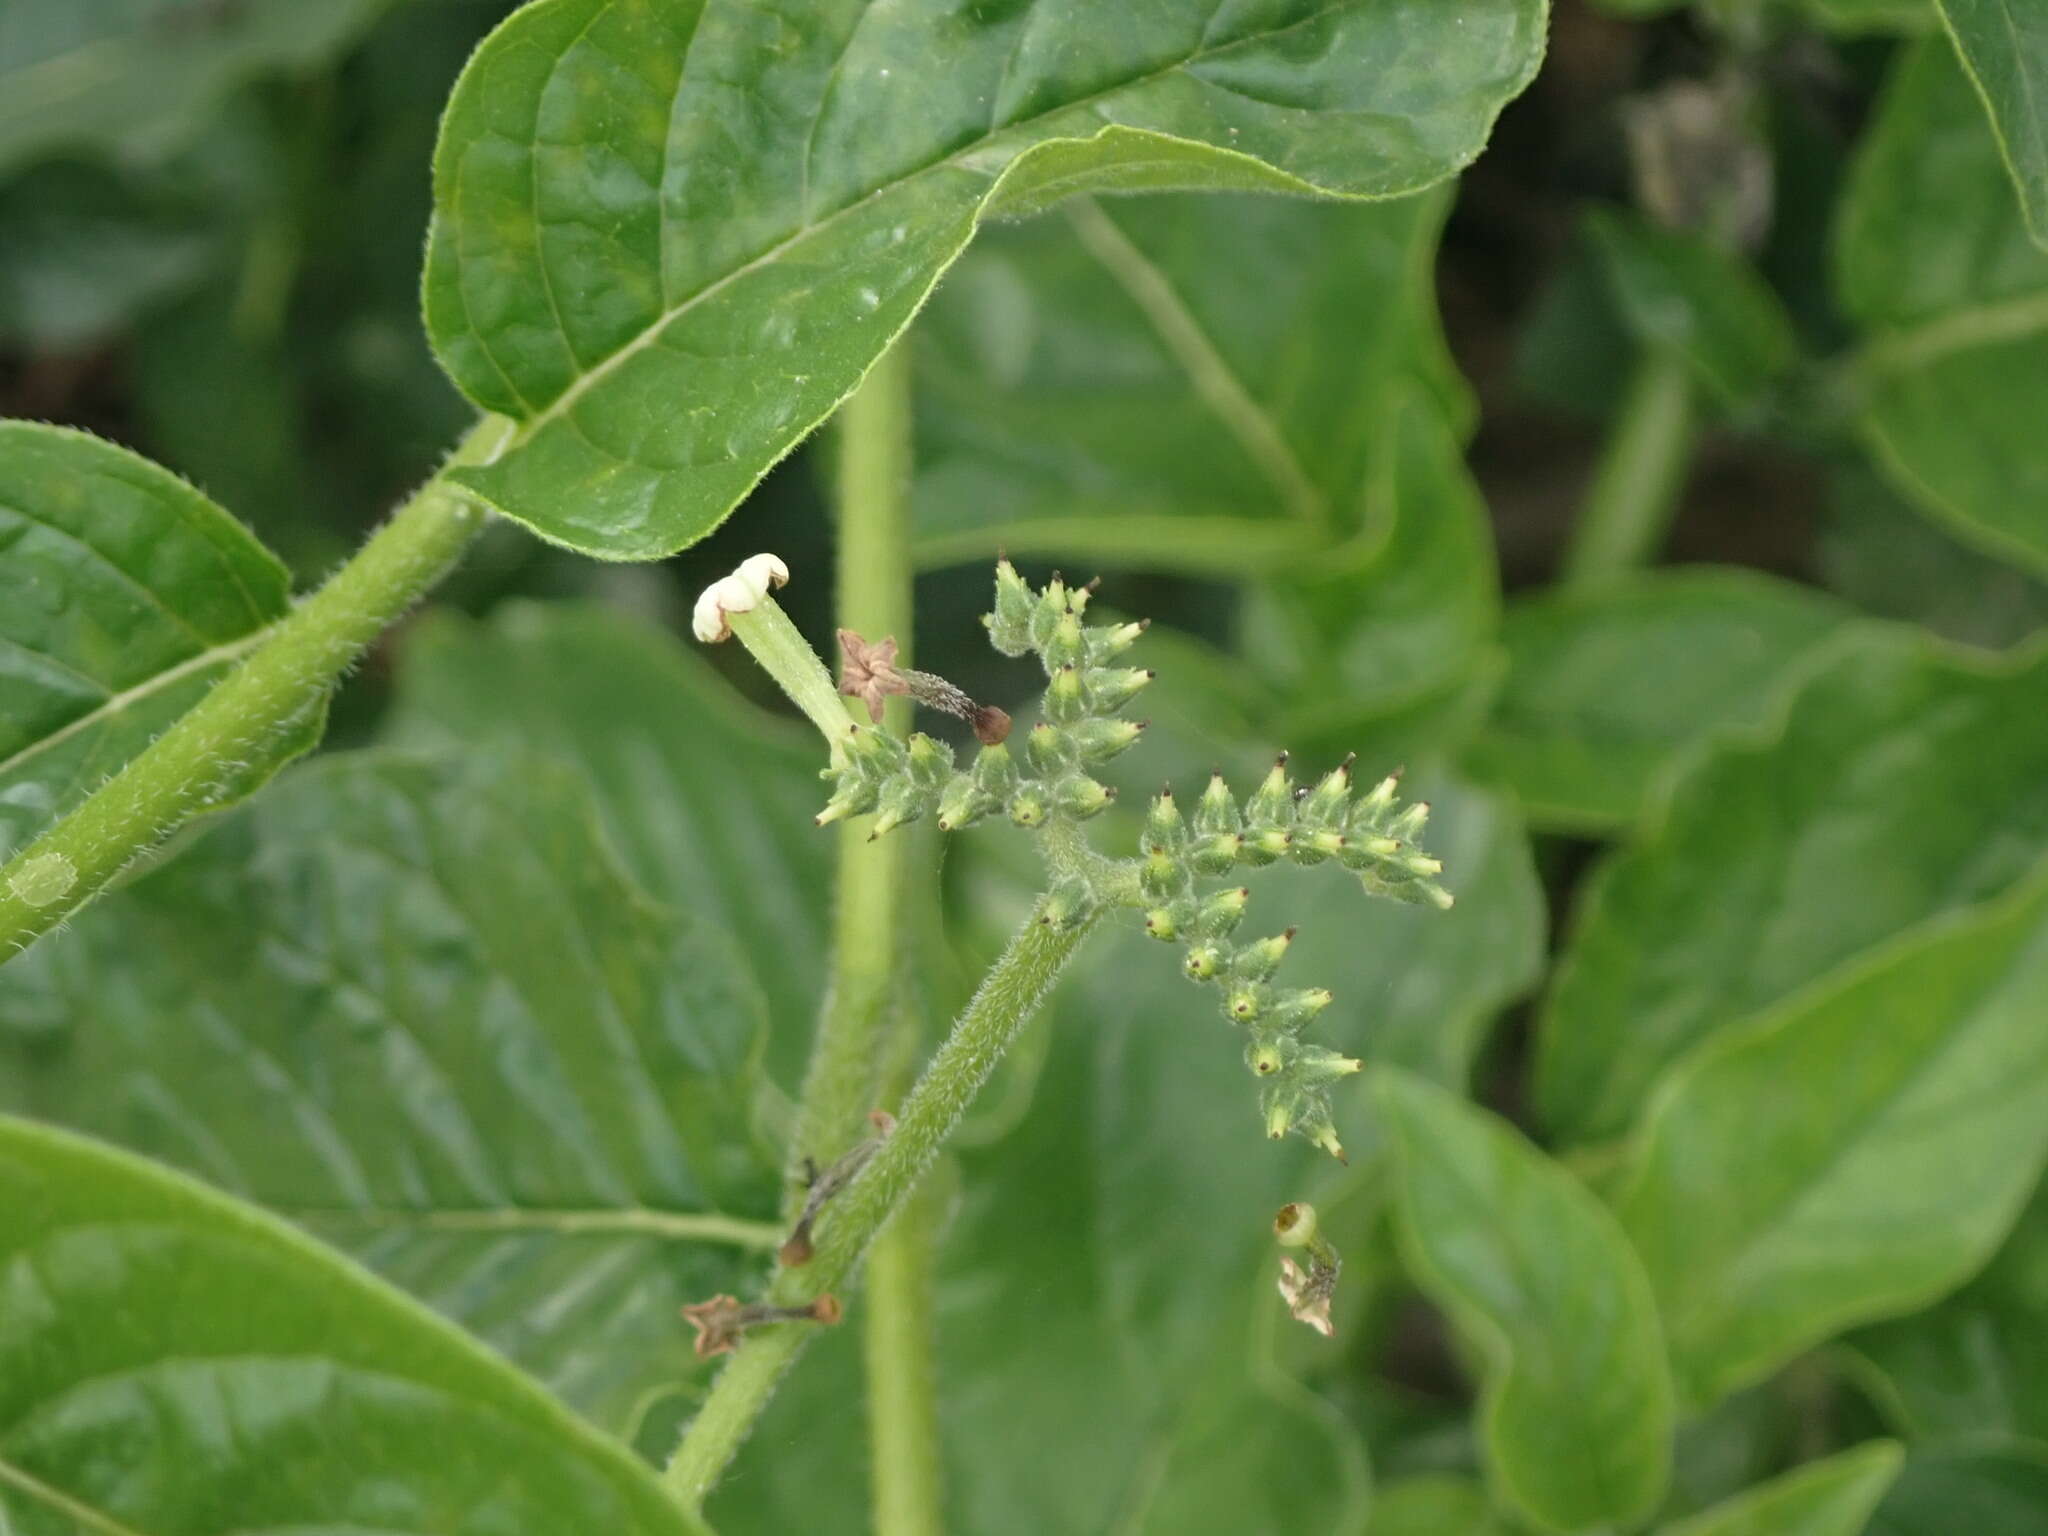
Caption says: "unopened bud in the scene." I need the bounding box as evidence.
[1009,785,1048,828]
[1040,876,1097,930]
[1184,942,1225,982]
[1144,788,1187,854]
[1054,775,1115,820]
[1194,886,1250,939]
[1248,1038,1288,1076]
[1044,612,1085,670]
[1246,754,1295,829]
[1299,756,1354,827]
[1046,665,1088,723]
[1269,988,1334,1032]
[1029,575,1068,653]
[1027,721,1071,776]
[1233,930,1294,983]
[989,559,1036,655]
[1071,717,1145,764]
[1084,666,1154,713]
[1089,618,1148,660]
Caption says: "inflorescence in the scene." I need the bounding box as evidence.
[807,560,1453,1162]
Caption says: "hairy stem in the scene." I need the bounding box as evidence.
[0,416,512,954]
[664,903,1096,1511]
[785,342,918,1191]
[1559,345,1695,592]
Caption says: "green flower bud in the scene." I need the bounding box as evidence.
[906,731,953,788]
[1071,717,1145,765]
[1043,611,1085,670]
[1009,785,1048,828]
[988,559,1036,656]
[1086,619,1148,662]
[1388,800,1430,842]
[1240,826,1288,866]
[1247,1037,1289,1077]
[1143,899,1195,941]
[1298,756,1353,828]
[1189,831,1242,877]
[1046,665,1088,723]
[1356,771,1400,820]
[1292,1044,1363,1085]
[936,773,998,832]
[1194,772,1242,836]
[1246,753,1295,828]
[1026,721,1071,776]
[1273,1201,1319,1249]
[815,774,880,827]
[869,775,929,840]
[1144,788,1187,855]
[1226,983,1267,1022]
[1029,575,1068,654]
[1268,987,1334,1033]
[1140,849,1190,901]
[973,742,1021,796]
[1232,930,1294,983]
[1290,827,1347,866]
[1194,885,1250,939]
[1054,774,1115,820]
[1040,875,1096,930]
[1084,666,1153,713]
[1184,942,1225,982]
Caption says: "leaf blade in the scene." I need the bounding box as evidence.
[0,1115,709,1536]
[423,0,1546,558]
[1655,1442,1904,1536]
[1374,1067,1674,1534]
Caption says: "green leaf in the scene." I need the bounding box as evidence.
[1463,568,1852,834]
[1583,206,1800,410]
[1373,1068,1674,1534]
[423,0,1545,559]
[0,1116,708,1535]
[0,422,314,867]
[1657,1444,1904,1536]
[1867,1445,2048,1535]
[1371,1476,1514,1535]
[0,0,390,175]
[909,186,1470,574]
[1540,629,2048,1144]
[1937,0,2048,249]
[0,751,781,1440]
[1818,462,2048,650]
[1245,384,1503,746]
[1837,40,2048,577]
[1614,861,2048,1407]
[385,600,832,1084]
[1844,1177,2048,1444]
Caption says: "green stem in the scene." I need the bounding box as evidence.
[1559,345,1695,592]
[786,341,918,1191]
[664,904,1097,1511]
[0,416,512,954]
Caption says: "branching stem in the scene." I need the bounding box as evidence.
[0,416,513,953]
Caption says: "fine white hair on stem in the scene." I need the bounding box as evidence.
[693,553,790,642]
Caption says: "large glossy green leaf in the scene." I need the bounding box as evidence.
[0,751,781,1441]
[909,186,1469,574]
[1844,1177,2048,1444]
[1540,629,2048,1144]
[1463,568,1852,834]
[0,0,389,174]
[422,0,1545,559]
[1373,1068,1673,1534]
[1656,1443,1903,1536]
[1614,861,2048,1407]
[1867,1445,2048,1535]
[1937,1,2048,248]
[0,422,313,867]
[1583,206,1799,411]
[1837,41,2048,577]
[0,1116,707,1535]
[385,600,832,1083]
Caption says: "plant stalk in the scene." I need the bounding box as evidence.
[785,342,918,1190]
[1559,345,1695,592]
[0,416,513,954]
[664,903,1096,1511]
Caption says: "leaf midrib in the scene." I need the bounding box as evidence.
[494,0,1368,448]
[0,624,277,785]
[0,1452,150,1536]
[290,1203,780,1247]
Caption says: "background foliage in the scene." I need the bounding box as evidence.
[3,1,2047,1532]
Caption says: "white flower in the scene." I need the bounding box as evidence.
[692,553,790,642]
